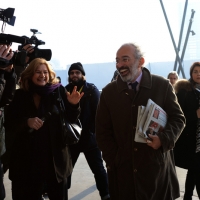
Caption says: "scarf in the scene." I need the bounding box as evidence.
[29,81,61,97]
[195,84,200,91]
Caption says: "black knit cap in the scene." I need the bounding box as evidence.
[68,62,85,76]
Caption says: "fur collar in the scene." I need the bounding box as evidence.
[174,79,193,94]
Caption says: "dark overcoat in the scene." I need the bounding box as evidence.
[96,68,185,200]
[3,86,80,182]
[173,79,198,169]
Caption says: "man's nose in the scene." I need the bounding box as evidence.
[116,62,123,68]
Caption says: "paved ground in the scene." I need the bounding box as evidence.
[3,153,199,200]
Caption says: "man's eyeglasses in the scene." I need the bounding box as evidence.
[70,71,81,75]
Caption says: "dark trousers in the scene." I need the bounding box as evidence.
[184,166,200,199]
[0,160,5,200]
[12,171,68,200]
[68,147,109,198]
[184,169,195,200]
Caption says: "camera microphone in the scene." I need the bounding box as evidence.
[41,112,52,122]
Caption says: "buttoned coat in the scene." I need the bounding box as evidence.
[96,68,185,200]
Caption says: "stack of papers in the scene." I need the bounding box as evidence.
[135,99,167,143]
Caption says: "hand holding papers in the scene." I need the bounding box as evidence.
[135,99,167,143]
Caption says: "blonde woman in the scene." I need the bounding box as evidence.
[4,58,83,200]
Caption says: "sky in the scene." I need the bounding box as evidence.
[1,0,199,70]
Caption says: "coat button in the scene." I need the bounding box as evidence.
[132,105,135,107]
[107,166,111,170]
[134,169,137,173]
[134,148,138,151]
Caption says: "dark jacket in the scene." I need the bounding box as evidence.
[0,69,16,108]
[96,68,185,200]
[4,86,80,182]
[65,81,100,151]
[0,69,16,156]
[173,79,198,169]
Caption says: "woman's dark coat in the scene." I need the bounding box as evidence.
[4,86,80,182]
[173,79,198,169]
[96,68,185,200]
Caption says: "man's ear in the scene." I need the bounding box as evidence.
[139,57,145,67]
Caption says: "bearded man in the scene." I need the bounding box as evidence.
[95,43,186,200]
[65,62,110,200]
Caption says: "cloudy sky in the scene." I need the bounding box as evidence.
[1,0,199,69]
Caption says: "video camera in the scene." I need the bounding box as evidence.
[18,29,52,64]
[0,29,52,68]
[0,7,52,68]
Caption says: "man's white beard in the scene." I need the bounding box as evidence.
[120,60,139,82]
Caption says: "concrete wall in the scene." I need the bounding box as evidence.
[55,59,197,90]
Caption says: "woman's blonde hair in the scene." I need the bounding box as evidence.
[20,58,59,91]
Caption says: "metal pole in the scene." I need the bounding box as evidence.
[159,0,186,78]
[177,9,195,75]
[174,0,188,71]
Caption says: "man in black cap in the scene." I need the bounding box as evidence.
[65,62,110,200]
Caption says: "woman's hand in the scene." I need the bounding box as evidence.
[197,108,200,118]
[66,86,84,105]
[27,117,44,130]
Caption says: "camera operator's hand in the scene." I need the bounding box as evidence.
[0,65,13,73]
[22,44,34,64]
[0,45,13,61]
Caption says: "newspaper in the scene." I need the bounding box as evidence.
[135,99,167,143]
[135,106,146,143]
[137,99,155,136]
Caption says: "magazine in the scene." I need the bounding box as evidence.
[135,99,167,143]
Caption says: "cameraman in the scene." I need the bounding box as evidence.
[0,44,17,200]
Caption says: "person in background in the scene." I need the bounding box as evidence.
[65,62,110,200]
[95,43,185,200]
[0,44,17,200]
[111,70,120,82]
[173,62,200,200]
[167,71,179,87]
[3,58,83,200]
[57,76,61,83]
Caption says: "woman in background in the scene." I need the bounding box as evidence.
[4,58,83,200]
[173,62,200,200]
[167,71,179,87]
